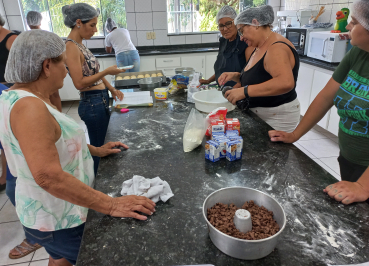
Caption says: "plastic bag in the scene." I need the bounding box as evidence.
[187,72,200,103]
[168,79,179,94]
[183,108,206,152]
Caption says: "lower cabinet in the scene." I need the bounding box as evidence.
[59,75,80,101]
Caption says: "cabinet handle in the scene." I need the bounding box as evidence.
[202,59,204,68]
[163,69,173,71]
[163,60,173,62]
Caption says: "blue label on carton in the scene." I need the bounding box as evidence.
[226,130,239,137]
[215,137,229,158]
[226,140,242,161]
[205,140,220,162]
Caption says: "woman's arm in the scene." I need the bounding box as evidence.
[88,142,129,157]
[65,42,124,90]
[11,97,155,220]
[269,78,340,143]
[106,46,113,53]
[200,74,216,84]
[102,77,124,101]
[324,168,369,204]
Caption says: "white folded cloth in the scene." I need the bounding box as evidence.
[121,175,174,203]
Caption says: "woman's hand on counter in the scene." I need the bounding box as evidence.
[88,142,129,157]
[268,130,299,143]
[224,87,245,105]
[323,181,369,205]
[104,65,126,76]
[218,72,240,85]
[111,89,124,101]
[199,79,209,84]
[109,195,156,220]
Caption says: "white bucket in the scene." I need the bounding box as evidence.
[192,90,236,113]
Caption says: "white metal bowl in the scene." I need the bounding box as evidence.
[192,90,236,113]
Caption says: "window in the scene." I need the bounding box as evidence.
[167,0,266,34]
[20,0,127,37]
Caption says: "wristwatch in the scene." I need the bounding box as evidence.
[244,85,250,100]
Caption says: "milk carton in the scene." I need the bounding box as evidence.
[211,132,225,140]
[226,130,239,137]
[205,140,220,162]
[211,120,225,134]
[226,118,240,134]
[215,137,229,159]
[229,136,243,157]
[226,140,242,161]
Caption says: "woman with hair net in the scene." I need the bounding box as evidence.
[26,11,42,29]
[63,3,125,175]
[105,18,140,72]
[199,5,247,87]
[269,0,369,205]
[218,5,300,133]
[0,30,155,266]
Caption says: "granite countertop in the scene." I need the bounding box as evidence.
[76,92,369,266]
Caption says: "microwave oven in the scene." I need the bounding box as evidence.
[286,27,330,55]
[307,32,349,63]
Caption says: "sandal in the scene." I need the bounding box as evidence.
[8,239,42,259]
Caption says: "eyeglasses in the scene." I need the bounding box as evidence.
[237,25,246,36]
[218,20,234,31]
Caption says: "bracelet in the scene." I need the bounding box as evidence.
[244,85,250,100]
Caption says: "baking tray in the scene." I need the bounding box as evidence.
[114,70,166,87]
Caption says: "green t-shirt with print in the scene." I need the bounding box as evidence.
[332,46,369,166]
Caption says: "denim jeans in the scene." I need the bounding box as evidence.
[5,176,37,245]
[78,89,110,175]
[116,50,140,72]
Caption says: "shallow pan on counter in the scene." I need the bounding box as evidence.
[114,70,165,88]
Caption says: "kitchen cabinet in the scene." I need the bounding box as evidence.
[295,63,314,115]
[140,56,156,71]
[181,55,205,76]
[205,53,217,80]
[309,69,333,129]
[99,57,116,71]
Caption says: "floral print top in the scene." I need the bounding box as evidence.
[0,90,94,231]
[66,39,103,89]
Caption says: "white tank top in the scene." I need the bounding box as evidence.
[0,90,94,231]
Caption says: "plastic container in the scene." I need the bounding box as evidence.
[154,88,169,100]
[192,90,236,113]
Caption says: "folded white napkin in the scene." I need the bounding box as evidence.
[121,175,174,203]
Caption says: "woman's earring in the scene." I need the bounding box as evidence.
[77,26,80,29]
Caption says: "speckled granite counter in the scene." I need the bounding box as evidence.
[76,92,369,266]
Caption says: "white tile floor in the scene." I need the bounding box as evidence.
[0,103,341,265]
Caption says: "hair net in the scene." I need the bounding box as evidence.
[105,18,117,32]
[352,0,369,31]
[62,3,100,28]
[5,30,65,83]
[26,11,42,26]
[0,14,5,27]
[216,6,237,24]
[235,5,274,26]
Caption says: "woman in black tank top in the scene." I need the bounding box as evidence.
[218,5,301,133]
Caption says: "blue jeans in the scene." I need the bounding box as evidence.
[24,223,85,264]
[116,50,140,72]
[78,89,110,175]
[5,176,37,245]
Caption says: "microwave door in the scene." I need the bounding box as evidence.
[310,37,327,59]
[288,32,300,48]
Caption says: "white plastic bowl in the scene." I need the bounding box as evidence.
[192,90,236,113]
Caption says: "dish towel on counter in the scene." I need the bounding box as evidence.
[121,175,174,203]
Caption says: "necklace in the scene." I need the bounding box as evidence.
[250,31,273,59]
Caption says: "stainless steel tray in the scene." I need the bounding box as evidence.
[114,70,166,87]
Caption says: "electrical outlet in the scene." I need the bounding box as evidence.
[151,32,156,40]
[146,32,152,40]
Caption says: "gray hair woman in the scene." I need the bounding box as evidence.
[26,11,42,29]
[200,5,248,88]
[218,5,301,133]
[270,0,369,205]
[62,3,125,175]
[0,30,155,266]
[105,18,140,72]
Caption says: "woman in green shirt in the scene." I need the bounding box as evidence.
[269,0,369,205]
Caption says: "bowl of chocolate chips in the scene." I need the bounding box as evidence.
[203,187,286,260]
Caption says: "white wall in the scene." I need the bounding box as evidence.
[2,0,282,49]
[283,0,355,24]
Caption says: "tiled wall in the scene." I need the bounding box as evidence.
[284,0,355,24]
[2,0,282,48]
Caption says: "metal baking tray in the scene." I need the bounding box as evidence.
[114,70,166,87]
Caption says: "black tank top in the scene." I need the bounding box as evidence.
[240,41,299,108]
[0,32,18,83]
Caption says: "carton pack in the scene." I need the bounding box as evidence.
[226,140,242,161]
[215,137,229,159]
[205,140,220,162]
[211,120,225,134]
[226,118,240,134]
